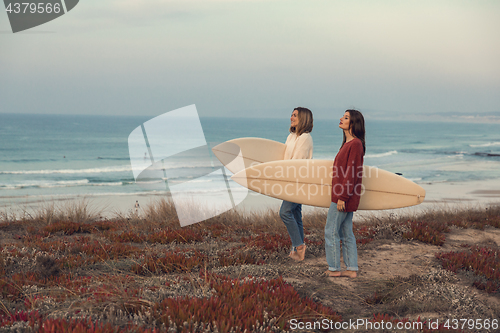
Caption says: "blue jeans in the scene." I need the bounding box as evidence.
[325,202,358,271]
[279,200,304,249]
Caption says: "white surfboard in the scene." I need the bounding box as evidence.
[212,138,286,174]
[231,159,425,210]
[212,137,425,209]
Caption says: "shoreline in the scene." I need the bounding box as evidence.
[1,178,500,221]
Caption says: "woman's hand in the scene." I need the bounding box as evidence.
[337,199,346,212]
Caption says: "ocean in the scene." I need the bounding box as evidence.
[1,113,499,212]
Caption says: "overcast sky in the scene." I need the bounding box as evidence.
[1,0,499,120]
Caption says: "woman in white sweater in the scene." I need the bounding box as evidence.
[280,107,313,261]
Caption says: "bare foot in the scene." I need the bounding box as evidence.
[324,270,341,277]
[340,270,357,278]
[290,244,306,261]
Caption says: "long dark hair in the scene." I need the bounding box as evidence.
[342,109,366,155]
[290,107,313,136]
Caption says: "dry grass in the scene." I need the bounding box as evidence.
[0,199,105,226]
[0,200,499,332]
[388,203,500,227]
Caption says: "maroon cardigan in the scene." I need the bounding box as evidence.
[331,138,364,212]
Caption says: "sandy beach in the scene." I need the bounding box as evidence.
[2,177,499,222]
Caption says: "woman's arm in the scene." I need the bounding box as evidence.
[337,140,364,203]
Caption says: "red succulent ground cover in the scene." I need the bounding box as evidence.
[241,233,293,253]
[42,220,116,235]
[152,272,341,332]
[0,207,346,332]
[403,221,448,246]
[353,224,377,245]
[1,202,500,332]
[107,228,205,244]
[403,214,500,247]
[437,246,500,294]
[0,312,162,333]
[131,251,207,275]
[401,212,500,295]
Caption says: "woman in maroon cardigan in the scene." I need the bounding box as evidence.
[324,109,365,278]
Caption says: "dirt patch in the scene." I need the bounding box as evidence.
[277,225,500,331]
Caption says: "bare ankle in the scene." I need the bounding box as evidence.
[290,245,306,261]
[324,270,341,277]
[340,270,357,278]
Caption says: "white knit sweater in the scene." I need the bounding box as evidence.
[283,132,313,160]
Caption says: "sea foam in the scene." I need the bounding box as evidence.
[365,150,398,158]
[469,142,500,148]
